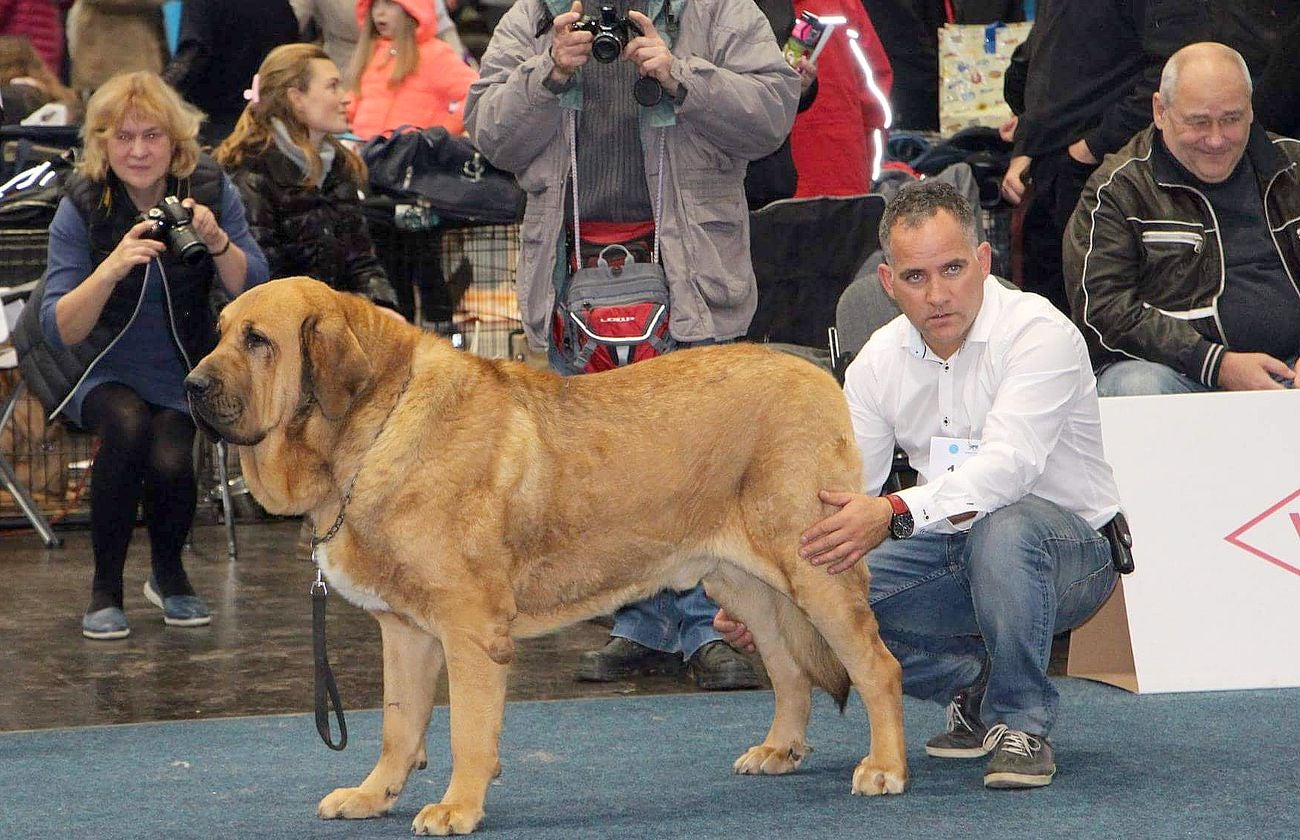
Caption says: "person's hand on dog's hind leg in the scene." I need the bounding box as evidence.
[799,491,891,574]
[713,609,756,653]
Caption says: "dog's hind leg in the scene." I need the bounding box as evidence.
[704,568,813,776]
[410,623,508,836]
[785,564,908,796]
[318,611,443,820]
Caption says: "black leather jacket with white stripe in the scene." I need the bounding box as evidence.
[1064,123,1300,386]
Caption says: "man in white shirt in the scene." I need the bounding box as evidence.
[718,180,1123,789]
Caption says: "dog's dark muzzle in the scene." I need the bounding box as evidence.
[184,371,261,445]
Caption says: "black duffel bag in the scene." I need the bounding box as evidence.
[359,126,524,226]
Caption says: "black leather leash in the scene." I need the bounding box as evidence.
[312,569,348,750]
[305,373,412,751]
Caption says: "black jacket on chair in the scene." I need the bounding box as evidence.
[227,147,398,310]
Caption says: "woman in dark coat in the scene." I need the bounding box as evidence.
[31,72,269,639]
[215,43,399,313]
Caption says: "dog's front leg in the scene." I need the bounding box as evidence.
[411,628,508,836]
[318,611,443,820]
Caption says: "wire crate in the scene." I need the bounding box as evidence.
[372,221,523,359]
[0,228,50,287]
[442,224,521,358]
[0,370,95,523]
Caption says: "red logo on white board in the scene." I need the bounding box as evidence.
[1224,488,1300,578]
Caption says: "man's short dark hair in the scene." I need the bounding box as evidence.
[879,180,979,261]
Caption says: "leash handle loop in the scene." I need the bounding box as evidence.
[312,584,348,751]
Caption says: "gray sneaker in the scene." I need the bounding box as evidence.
[82,606,130,640]
[143,576,211,627]
[925,687,990,757]
[982,724,1057,789]
[925,660,990,758]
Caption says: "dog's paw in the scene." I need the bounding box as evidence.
[733,743,808,776]
[317,786,394,819]
[851,757,907,796]
[412,802,485,836]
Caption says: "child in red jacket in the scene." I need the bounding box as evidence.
[790,0,892,196]
[346,0,478,140]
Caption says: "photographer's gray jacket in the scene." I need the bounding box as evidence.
[465,0,800,349]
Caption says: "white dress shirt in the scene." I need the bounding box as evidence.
[843,275,1121,533]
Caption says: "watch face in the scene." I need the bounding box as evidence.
[890,512,914,539]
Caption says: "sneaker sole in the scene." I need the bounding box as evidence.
[926,744,992,759]
[984,768,1056,789]
[163,615,212,628]
[573,661,686,682]
[689,672,763,691]
[82,627,130,640]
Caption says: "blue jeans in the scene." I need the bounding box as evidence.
[548,336,724,661]
[1096,360,1211,396]
[866,495,1116,736]
[1097,357,1298,396]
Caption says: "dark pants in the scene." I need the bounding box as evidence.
[81,383,197,610]
[1022,149,1098,316]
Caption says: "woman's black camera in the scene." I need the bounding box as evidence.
[572,5,641,63]
[140,196,209,267]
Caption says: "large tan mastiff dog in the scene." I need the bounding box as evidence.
[186,277,906,835]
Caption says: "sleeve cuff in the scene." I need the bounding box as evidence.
[895,485,939,532]
[539,53,577,96]
[1200,341,1227,387]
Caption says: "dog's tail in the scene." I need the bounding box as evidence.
[774,594,852,711]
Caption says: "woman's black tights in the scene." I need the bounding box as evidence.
[81,383,197,611]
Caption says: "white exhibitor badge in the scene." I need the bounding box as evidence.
[930,436,980,474]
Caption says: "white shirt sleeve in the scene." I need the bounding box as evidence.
[897,316,1085,531]
[843,360,898,496]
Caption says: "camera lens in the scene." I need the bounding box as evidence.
[591,31,622,63]
[169,227,210,267]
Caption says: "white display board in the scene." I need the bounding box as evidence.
[1068,390,1300,693]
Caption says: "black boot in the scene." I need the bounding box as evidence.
[687,641,763,691]
[574,637,686,682]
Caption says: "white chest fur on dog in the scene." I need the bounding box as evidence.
[313,545,392,612]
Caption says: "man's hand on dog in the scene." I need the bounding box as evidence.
[800,491,891,574]
[714,609,756,653]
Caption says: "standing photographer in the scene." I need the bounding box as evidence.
[24,71,269,640]
[465,0,799,689]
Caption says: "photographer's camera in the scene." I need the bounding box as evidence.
[572,5,640,64]
[140,196,209,267]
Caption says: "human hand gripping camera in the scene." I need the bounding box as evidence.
[103,194,229,285]
[548,2,677,106]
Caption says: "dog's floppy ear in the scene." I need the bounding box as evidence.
[299,312,373,421]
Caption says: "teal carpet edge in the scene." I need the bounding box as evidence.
[2,677,1295,839]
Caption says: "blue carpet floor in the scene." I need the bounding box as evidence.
[2,678,1294,839]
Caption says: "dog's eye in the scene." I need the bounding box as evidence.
[244,330,270,352]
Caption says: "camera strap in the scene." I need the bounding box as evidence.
[565,109,665,271]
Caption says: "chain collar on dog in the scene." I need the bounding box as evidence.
[309,371,413,550]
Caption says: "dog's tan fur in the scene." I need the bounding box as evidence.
[188,277,907,836]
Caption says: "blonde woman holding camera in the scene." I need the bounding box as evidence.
[20,72,269,640]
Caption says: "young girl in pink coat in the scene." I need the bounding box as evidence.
[347,0,478,139]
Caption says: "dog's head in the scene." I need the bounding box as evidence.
[186,277,379,511]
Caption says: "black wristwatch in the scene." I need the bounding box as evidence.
[886,494,914,540]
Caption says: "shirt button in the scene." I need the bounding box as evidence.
[943,417,950,425]
[944,363,950,371]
